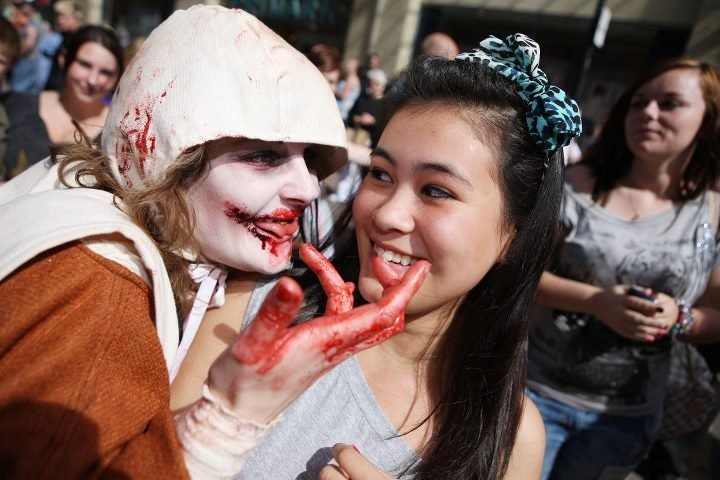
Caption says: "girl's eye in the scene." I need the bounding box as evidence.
[659,100,683,110]
[369,167,392,183]
[629,99,648,110]
[421,185,454,199]
[241,150,281,165]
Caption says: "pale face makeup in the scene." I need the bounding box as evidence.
[189,139,320,274]
[624,68,706,163]
[65,42,119,104]
[353,106,513,317]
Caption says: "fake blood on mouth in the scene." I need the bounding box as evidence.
[223,202,298,256]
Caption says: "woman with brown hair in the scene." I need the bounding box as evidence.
[0,6,426,478]
[527,58,720,479]
[2,25,123,179]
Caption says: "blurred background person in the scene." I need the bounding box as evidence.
[39,25,122,144]
[308,42,372,207]
[335,57,360,124]
[307,43,341,93]
[347,67,387,149]
[359,51,382,97]
[6,0,52,94]
[5,0,63,95]
[420,31,459,59]
[0,14,46,180]
[527,58,720,480]
[3,24,122,179]
[333,67,388,203]
[0,15,19,180]
[44,0,83,92]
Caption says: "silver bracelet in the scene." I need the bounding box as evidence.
[670,299,695,338]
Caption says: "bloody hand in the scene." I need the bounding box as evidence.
[207,248,431,424]
[300,243,354,315]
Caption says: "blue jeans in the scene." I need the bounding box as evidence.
[527,389,662,480]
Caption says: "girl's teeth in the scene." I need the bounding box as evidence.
[374,245,417,266]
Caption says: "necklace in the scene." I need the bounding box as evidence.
[626,188,641,222]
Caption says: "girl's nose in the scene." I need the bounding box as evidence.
[371,187,415,234]
[641,100,660,120]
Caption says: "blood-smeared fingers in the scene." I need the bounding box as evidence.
[270,260,430,370]
[372,255,401,289]
[376,260,431,309]
[300,243,343,289]
[299,302,399,364]
[303,261,430,362]
[324,281,355,316]
[300,243,354,314]
[232,276,303,361]
[350,313,405,353]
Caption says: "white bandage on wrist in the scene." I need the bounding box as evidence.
[175,384,282,479]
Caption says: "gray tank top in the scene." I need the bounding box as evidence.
[528,182,720,415]
[233,280,420,479]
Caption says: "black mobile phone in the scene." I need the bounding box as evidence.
[626,286,657,303]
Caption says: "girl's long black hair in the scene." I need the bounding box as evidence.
[296,56,565,479]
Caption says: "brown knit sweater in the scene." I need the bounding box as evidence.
[0,242,190,479]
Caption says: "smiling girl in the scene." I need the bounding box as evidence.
[39,25,123,144]
[2,25,123,179]
[222,34,582,479]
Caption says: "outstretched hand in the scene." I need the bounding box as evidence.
[207,244,431,424]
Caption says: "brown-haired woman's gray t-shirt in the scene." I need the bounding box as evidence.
[528,182,720,416]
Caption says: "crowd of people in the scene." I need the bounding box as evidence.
[0,3,718,480]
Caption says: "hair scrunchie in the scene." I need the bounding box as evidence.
[456,33,582,153]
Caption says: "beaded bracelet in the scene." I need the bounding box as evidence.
[669,299,695,338]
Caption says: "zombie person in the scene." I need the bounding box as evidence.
[0,6,428,478]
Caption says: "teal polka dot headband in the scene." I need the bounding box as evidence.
[456,33,582,153]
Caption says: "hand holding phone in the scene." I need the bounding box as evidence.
[626,286,657,303]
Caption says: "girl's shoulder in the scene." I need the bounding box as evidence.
[504,394,546,479]
[38,90,61,109]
